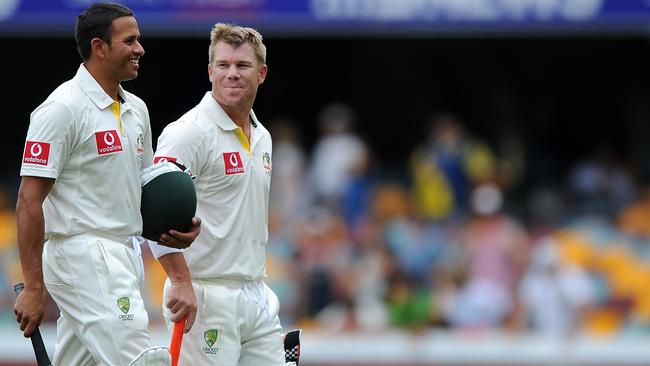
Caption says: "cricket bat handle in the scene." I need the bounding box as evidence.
[170,316,187,366]
[14,283,53,366]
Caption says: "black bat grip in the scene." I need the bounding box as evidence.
[14,283,53,366]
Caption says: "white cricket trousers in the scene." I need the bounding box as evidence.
[43,233,151,366]
[162,277,285,365]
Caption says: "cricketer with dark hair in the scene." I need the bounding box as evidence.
[14,3,200,365]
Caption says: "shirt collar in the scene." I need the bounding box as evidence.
[199,92,259,131]
[75,64,128,110]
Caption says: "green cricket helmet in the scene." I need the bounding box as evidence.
[140,161,197,242]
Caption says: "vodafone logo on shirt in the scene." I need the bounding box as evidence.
[154,156,177,164]
[95,130,123,155]
[223,152,244,175]
[23,141,51,166]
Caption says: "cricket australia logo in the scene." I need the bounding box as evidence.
[117,296,134,321]
[262,152,272,175]
[136,133,145,161]
[202,329,219,354]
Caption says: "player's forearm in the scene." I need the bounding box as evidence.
[16,197,46,292]
[157,252,192,284]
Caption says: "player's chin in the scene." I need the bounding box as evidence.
[224,95,248,107]
[123,66,139,80]
[125,71,139,81]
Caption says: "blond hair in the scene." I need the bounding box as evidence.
[208,23,266,65]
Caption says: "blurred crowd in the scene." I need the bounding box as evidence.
[2,102,650,339]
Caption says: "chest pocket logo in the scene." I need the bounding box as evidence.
[95,130,123,155]
[223,152,244,175]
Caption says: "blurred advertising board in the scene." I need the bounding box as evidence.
[0,0,649,36]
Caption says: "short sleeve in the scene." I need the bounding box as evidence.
[154,120,206,176]
[20,101,76,179]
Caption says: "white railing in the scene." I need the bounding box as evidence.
[2,326,650,366]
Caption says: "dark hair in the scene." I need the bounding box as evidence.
[75,2,134,61]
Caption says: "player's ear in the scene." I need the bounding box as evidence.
[208,63,214,83]
[258,64,267,85]
[90,37,107,59]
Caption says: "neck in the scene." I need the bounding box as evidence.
[225,107,251,139]
[215,100,251,128]
[230,111,250,129]
[233,113,251,139]
[84,62,119,101]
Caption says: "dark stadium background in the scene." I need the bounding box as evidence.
[3,36,650,198]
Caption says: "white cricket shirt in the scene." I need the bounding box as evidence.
[20,64,153,238]
[154,92,272,281]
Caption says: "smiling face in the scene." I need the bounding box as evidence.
[104,16,144,82]
[208,41,267,113]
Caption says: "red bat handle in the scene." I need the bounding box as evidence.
[170,316,187,366]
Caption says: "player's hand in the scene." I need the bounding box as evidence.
[159,217,201,249]
[14,286,44,338]
[166,280,197,333]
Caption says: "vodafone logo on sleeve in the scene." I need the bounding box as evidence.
[223,152,244,175]
[154,156,177,164]
[23,141,51,166]
[95,130,123,155]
